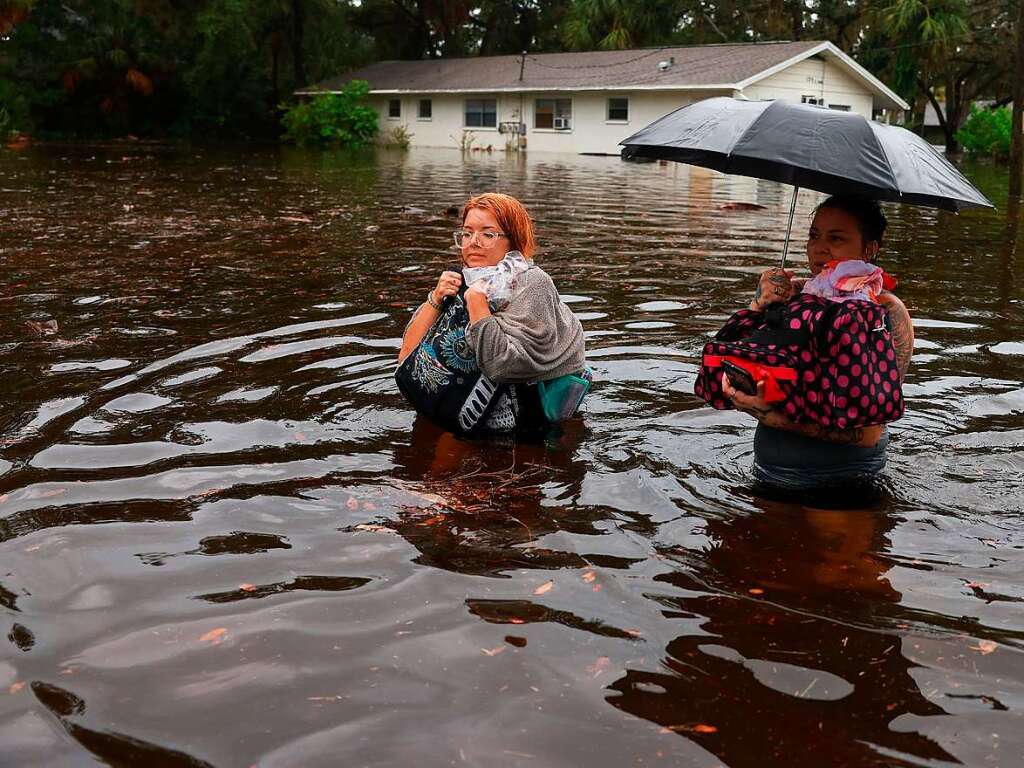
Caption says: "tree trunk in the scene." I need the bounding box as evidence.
[944,75,960,155]
[1011,0,1024,199]
[291,0,306,88]
[790,0,803,40]
[271,44,279,106]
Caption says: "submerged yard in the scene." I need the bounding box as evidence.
[1,144,1022,767]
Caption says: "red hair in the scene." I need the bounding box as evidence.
[462,193,536,258]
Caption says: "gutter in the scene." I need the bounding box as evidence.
[295,84,741,96]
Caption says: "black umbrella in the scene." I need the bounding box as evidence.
[620,96,994,266]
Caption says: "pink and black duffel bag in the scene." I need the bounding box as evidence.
[694,294,904,430]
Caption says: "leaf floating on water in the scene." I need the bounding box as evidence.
[973,640,998,655]
[482,646,506,657]
[345,497,359,511]
[8,681,25,694]
[199,627,227,645]
[581,570,597,583]
[533,581,554,596]
[748,588,765,595]
[239,583,257,592]
[661,723,718,734]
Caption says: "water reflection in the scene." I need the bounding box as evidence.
[386,417,609,578]
[610,496,957,767]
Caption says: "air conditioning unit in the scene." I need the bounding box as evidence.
[553,117,570,130]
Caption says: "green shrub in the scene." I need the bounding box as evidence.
[956,105,1011,158]
[281,80,378,147]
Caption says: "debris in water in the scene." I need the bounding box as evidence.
[199,627,227,645]
[26,319,59,336]
[973,640,998,655]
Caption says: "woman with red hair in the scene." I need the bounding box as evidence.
[396,193,587,436]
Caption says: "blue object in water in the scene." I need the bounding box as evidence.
[537,368,592,422]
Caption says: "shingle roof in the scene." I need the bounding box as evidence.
[303,41,824,93]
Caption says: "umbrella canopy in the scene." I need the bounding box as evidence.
[620,96,993,213]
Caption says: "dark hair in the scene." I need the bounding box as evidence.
[815,195,887,248]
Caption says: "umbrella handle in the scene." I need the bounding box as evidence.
[780,185,800,270]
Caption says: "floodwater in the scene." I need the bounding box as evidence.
[1,143,1022,768]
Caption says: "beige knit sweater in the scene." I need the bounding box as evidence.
[465,267,585,384]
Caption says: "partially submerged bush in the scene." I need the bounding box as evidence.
[281,80,377,147]
[956,105,1011,158]
[379,124,411,149]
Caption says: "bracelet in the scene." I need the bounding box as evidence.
[426,289,443,311]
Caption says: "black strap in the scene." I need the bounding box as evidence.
[747,304,810,347]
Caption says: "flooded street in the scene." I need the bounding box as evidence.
[1,144,1022,767]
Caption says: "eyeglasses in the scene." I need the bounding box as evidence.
[453,229,508,248]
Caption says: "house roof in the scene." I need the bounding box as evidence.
[300,41,909,111]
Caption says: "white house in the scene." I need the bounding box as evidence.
[300,41,908,155]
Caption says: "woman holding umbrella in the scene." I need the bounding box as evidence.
[621,96,991,487]
[722,195,915,488]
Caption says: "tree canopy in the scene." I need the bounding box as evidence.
[0,0,1018,150]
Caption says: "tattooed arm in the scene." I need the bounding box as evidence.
[878,291,914,381]
[722,375,886,447]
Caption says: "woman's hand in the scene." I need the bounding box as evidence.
[464,280,487,301]
[750,267,795,311]
[397,270,462,364]
[722,373,787,428]
[432,270,462,306]
[464,282,492,324]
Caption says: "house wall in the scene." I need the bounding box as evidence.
[742,56,874,117]
[372,90,732,155]
[368,57,878,153]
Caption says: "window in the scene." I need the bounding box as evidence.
[535,98,572,130]
[607,97,629,122]
[388,99,401,119]
[828,104,851,112]
[464,98,497,128]
[418,99,432,120]
[801,95,822,106]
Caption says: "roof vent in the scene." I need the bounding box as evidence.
[657,59,673,71]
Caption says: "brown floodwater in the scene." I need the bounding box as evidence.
[1,143,1022,767]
